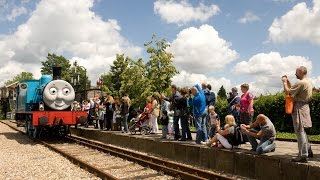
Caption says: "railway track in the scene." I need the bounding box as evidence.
[9,120,320,144]
[2,120,234,180]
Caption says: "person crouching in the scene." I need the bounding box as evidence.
[240,114,276,154]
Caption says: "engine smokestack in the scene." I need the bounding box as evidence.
[52,66,62,80]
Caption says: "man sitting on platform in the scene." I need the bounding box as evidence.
[240,114,276,154]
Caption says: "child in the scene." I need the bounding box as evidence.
[168,109,175,140]
[160,110,169,139]
[208,105,220,138]
[232,104,241,125]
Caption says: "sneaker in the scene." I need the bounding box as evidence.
[292,157,308,163]
[200,141,207,145]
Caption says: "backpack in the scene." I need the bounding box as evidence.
[230,125,245,147]
[204,89,215,106]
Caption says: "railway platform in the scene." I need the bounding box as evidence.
[71,126,320,180]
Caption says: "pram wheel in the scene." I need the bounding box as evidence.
[129,124,136,135]
[141,127,148,135]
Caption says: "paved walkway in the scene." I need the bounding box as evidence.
[84,125,320,166]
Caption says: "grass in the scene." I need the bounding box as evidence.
[159,124,320,141]
[276,132,320,141]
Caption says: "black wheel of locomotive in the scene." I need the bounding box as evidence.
[24,120,29,135]
[32,127,38,139]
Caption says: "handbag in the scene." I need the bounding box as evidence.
[285,95,293,114]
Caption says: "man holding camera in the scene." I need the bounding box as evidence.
[188,84,208,144]
[282,66,313,163]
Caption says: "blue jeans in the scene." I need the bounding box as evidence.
[121,114,129,132]
[247,135,276,154]
[162,125,168,138]
[195,111,208,144]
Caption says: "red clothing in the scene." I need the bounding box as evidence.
[240,92,254,113]
[144,102,152,113]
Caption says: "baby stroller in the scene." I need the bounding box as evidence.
[129,111,152,135]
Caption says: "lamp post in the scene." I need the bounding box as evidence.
[71,60,87,101]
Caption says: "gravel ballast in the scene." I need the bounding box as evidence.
[0,122,99,180]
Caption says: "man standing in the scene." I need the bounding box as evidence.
[189,84,208,144]
[240,114,276,154]
[282,66,313,162]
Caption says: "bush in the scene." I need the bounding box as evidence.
[215,92,320,135]
[255,93,320,135]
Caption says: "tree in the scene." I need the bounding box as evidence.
[5,72,34,85]
[217,85,227,99]
[100,73,113,95]
[145,35,178,94]
[40,53,72,81]
[70,66,90,92]
[109,54,130,96]
[120,58,152,107]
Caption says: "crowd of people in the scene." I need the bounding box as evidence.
[71,66,314,163]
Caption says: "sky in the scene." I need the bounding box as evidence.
[0,0,319,95]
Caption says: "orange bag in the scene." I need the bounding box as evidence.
[285,95,293,114]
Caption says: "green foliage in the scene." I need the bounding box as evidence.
[70,66,90,91]
[145,35,178,94]
[213,92,320,134]
[99,35,178,108]
[217,85,227,99]
[41,53,71,81]
[215,96,228,122]
[109,54,129,96]
[254,93,320,134]
[120,58,152,107]
[5,72,34,85]
[40,53,89,91]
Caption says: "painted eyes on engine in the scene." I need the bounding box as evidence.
[49,87,57,95]
[62,88,71,95]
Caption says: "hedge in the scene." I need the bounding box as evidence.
[215,93,320,135]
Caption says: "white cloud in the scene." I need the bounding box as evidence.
[0,0,141,86]
[269,0,320,44]
[6,6,28,22]
[311,76,320,88]
[169,24,238,74]
[238,11,261,24]
[154,0,220,25]
[172,70,231,93]
[234,52,313,93]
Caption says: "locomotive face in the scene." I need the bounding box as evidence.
[43,80,75,110]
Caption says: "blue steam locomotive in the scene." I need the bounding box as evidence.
[15,67,87,138]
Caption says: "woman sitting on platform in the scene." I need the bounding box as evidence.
[206,115,236,149]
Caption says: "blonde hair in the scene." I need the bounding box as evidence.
[240,83,249,90]
[225,115,236,126]
[208,105,215,110]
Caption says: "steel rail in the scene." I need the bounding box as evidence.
[66,135,234,180]
[1,121,119,180]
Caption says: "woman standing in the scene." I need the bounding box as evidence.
[177,89,192,141]
[104,96,114,131]
[121,94,131,133]
[150,95,160,134]
[240,84,254,125]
